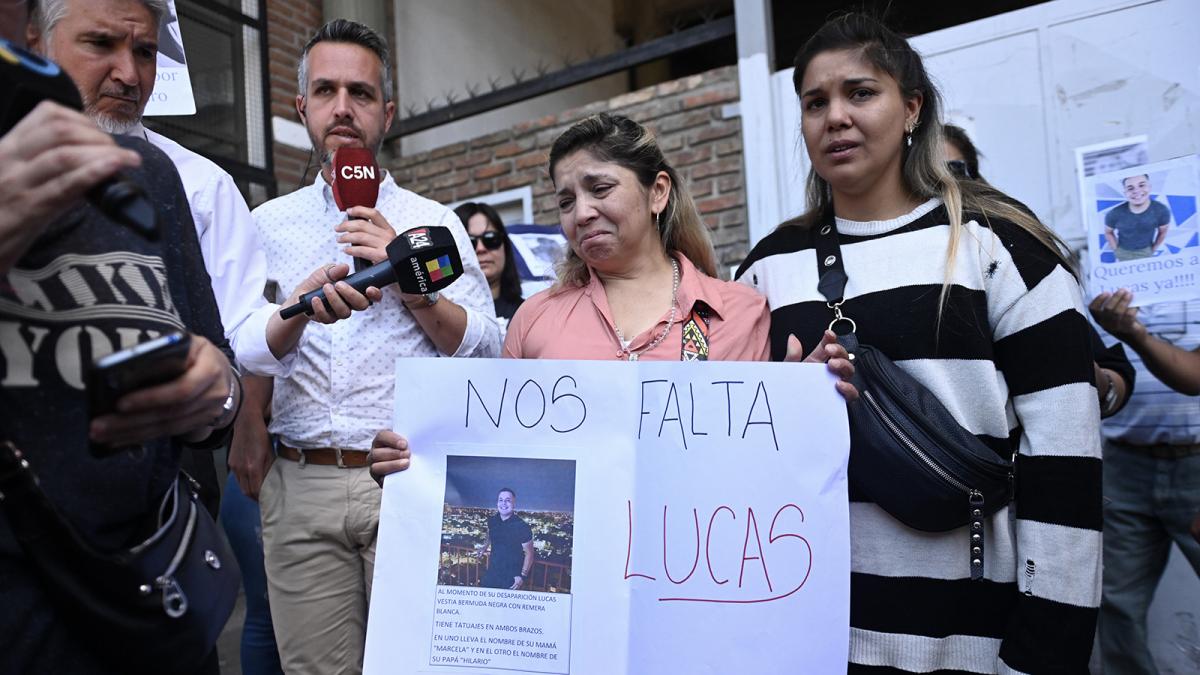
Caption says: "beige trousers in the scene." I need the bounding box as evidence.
[260,457,382,675]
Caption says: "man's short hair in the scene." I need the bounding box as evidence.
[297,19,393,103]
[1121,173,1150,187]
[34,0,167,41]
[498,487,516,500]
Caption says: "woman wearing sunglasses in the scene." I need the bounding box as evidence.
[454,202,524,331]
[942,124,984,182]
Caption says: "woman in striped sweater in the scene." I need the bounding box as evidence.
[737,14,1102,674]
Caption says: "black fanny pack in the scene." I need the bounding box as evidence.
[814,219,1014,580]
[0,441,240,673]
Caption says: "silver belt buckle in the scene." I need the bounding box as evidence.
[335,448,346,469]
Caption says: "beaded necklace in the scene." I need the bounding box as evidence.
[613,257,680,361]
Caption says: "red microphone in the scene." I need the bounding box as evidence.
[331,147,380,272]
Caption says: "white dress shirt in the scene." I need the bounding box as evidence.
[252,172,500,451]
[137,125,298,377]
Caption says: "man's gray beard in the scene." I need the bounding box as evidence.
[90,107,141,136]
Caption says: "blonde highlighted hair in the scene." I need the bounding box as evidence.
[789,14,1074,312]
[547,113,716,287]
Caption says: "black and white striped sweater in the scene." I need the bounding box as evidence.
[738,199,1101,674]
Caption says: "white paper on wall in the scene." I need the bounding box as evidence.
[144,0,196,116]
[1084,155,1200,306]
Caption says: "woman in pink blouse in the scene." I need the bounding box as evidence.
[368,113,853,480]
[505,113,778,363]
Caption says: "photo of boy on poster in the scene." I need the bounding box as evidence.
[438,456,575,594]
[1086,156,1200,306]
[1104,174,1173,261]
[1092,160,1197,266]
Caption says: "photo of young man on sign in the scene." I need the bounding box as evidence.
[438,456,575,595]
[1087,156,1200,305]
[1103,173,1174,261]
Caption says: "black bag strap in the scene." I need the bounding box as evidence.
[814,219,847,303]
[813,219,856,335]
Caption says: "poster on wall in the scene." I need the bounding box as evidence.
[1074,136,1150,236]
[507,224,568,298]
[144,0,196,116]
[364,358,851,675]
[1084,155,1200,306]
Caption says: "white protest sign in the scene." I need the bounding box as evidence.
[1085,156,1200,306]
[366,359,850,675]
[144,0,196,116]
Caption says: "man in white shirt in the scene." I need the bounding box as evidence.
[27,7,383,671]
[28,0,379,519]
[249,20,498,673]
[27,0,371,377]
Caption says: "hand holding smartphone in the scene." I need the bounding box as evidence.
[87,332,191,454]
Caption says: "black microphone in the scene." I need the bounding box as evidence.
[280,226,464,319]
[0,38,157,239]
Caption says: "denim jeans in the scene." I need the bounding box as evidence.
[1100,441,1200,674]
[219,472,284,675]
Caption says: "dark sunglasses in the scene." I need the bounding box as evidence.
[470,231,504,251]
[946,160,973,180]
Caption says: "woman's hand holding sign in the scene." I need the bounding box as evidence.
[784,330,858,403]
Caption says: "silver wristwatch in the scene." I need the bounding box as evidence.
[409,291,440,309]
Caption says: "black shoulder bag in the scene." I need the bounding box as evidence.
[814,219,1014,580]
[0,442,240,673]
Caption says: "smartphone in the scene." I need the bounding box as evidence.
[87,331,191,419]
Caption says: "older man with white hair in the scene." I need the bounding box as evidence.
[27,0,374,376]
[2,2,246,673]
[27,4,379,673]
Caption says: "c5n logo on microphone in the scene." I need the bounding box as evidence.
[339,164,376,181]
[405,228,433,250]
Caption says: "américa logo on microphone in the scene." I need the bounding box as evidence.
[425,255,455,282]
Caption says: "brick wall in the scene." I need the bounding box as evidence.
[259,6,749,271]
[385,66,749,274]
[266,0,323,194]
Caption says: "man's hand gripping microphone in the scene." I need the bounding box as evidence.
[279,226,463,320]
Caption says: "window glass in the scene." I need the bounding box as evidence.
[145,0,273,200]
